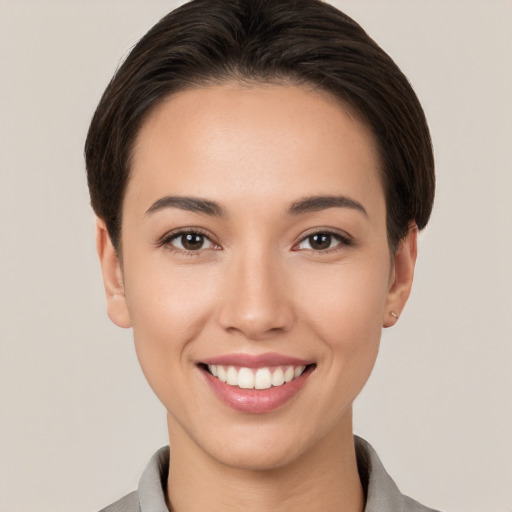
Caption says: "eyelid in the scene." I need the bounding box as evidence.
[156,227,352,254]
[292,228,353,252]
[157,227,221,252]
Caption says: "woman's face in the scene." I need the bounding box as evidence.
[98,83,415,470]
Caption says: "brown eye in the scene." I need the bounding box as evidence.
[181,233,205,250]
[295,231,350,252]
[168,232,215,251]
[308,233,332,250]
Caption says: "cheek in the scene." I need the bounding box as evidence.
[293,257,390,374]
[123,261,219,394]
[126,256,219,326]
[296,255,390,327]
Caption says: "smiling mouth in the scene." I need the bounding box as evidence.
[198,363,316,390]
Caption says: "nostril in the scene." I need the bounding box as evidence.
[219,307,295,340]
[216,263,295,338]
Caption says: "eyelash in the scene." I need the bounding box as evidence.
[157,228,220,256]
[292,230,352,253]
[157,228,352,255]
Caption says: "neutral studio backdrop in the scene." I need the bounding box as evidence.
[0,1,511,511]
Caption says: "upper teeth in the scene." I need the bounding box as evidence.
[207,365,306,389]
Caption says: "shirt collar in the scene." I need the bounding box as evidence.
[138,445,170,512]
[354,435,410,511]
[137,436,420,512]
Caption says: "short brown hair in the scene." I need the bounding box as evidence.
[85,0,434,251]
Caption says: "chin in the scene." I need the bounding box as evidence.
[195,418,333,473]
[208,439,306,472]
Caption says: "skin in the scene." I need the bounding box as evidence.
[97,83,417,512]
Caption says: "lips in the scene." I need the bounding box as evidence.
[197,352,315,413]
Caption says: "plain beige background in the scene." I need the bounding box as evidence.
[0,1,511,511]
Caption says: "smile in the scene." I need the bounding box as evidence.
[198,353,316,413]
[206,364,307,389]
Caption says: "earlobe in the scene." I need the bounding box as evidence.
[95,218,132,328]
[383,224,418,328]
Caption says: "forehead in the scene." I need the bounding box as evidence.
[127,83,384,216]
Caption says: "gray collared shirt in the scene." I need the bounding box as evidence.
[99,437,441,512]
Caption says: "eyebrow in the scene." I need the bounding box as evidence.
[288,195,368,216]
[145,194,367,218]
[145,196,225,216]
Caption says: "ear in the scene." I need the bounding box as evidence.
[383,224,418,328]
[95,218,132,328]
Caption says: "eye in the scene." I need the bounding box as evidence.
[163,231,217,252]
[294,231,350,252]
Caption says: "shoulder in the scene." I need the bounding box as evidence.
[98,490,139,512]
[97,446,169,512]
[401,494,442,512]
[355,436,442,512]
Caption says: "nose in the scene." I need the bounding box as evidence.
[217,249,295,340]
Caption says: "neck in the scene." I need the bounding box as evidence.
[165,411,364,512]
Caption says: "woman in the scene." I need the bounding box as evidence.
[85,0,437,510]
